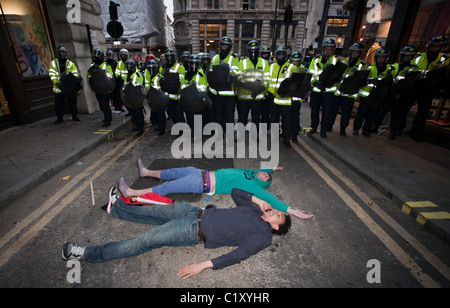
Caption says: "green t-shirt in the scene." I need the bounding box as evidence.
[214,168,289,212]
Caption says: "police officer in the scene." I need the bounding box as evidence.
[261,46,273,64]
[333,43,367,136]
[237,40,270,129]
[289,51,304,142]
[407,36,449,142]
[268,46,299,148]
[388,45,418,139]
[87,48,114,127]
[209,37,240,136]
[49,46,81,124]
[162,48,186,125]
[144,59,162,130]
[122,59,150,137]
[354,48,397,137]
[200,52,212,74]
[114,49,129,113]
[180,51,191,71]
[181,54,209,130]
[308,39,339,138]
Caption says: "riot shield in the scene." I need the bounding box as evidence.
[179,83,209,113]
[234,69,268,99]
[121,83,146,109]
[278,69,312,98]
[147,87,170,112]
[207,64,233,91]
[58,71,83,96]
[319,61,348,89]
[339,70,370,95]
[368,74,394,105]
[160,72,181,95]
[87,65,116,95]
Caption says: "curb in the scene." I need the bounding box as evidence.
[307,132,450,245]
[0,119,129,212]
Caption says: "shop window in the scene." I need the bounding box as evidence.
[326,18,348,35]
[0,0,52,78]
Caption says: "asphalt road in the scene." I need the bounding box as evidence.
[0,123,449,290]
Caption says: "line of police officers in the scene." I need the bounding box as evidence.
[50,35,449,143]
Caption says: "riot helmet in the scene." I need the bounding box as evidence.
[374,48,390,64]
[261,46,271,60]
[349,43,364,57]
[189,54,200,74]
[427,35,445,55]
[275,46,288,65]
[56,46,68,61]
[399,45,418,64]
[165,48,176,67]
[119,49,129,62]
[289,51,303,66]
[219,36,233,59]
[322,39,336,58]
[247,40,260,62]
[146,60,159,77]
[201,52,211,71]
[93,48,105,65]
[125,59,137,73]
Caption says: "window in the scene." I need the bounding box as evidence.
[326,18,348,35]
[207,0,219,9]
[1,0,53,77]
[243,0,255,10]
[235,21,262,39]
[199,20,227,54]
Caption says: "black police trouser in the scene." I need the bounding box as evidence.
[291,99,301,136]
[95,94,112,123]
[353,96,379,133]
[390,94,415,133]
[212,94,236,135]
[129,107,144,132]
[237,99,265,129]
[167,99,185,125]
[373,97,393,131]
[410,94,433,135]
[111,80,123,111]
[55,93,78,119]
[310,91,336,132]
[269,99,292,142]
[336,96,355,130]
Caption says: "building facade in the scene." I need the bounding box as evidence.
[0,0,108,128]
[172,0,309,58]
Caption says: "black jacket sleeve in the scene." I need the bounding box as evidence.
[231,188,254,207]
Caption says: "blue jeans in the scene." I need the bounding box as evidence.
[84,199,201,263]
[152,167,204,196]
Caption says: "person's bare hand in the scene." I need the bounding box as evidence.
[287,208,314,220]
[177,261,213,279]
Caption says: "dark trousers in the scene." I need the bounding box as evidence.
[353,96,379,133]
[335,96,355,130]
[95,94,112,123]
[269,99,292,142]
[291,99,301,136]
[167,99,185,125]
[129,107,144,132]
[390,94,415,133]
[55,93,78,119]
[310,92,336,132]
[237,99,267,129]
[212,94,236,135]
[410,94,433,135]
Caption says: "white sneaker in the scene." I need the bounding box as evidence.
[107,186,118,214]
[61,242,86,261]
